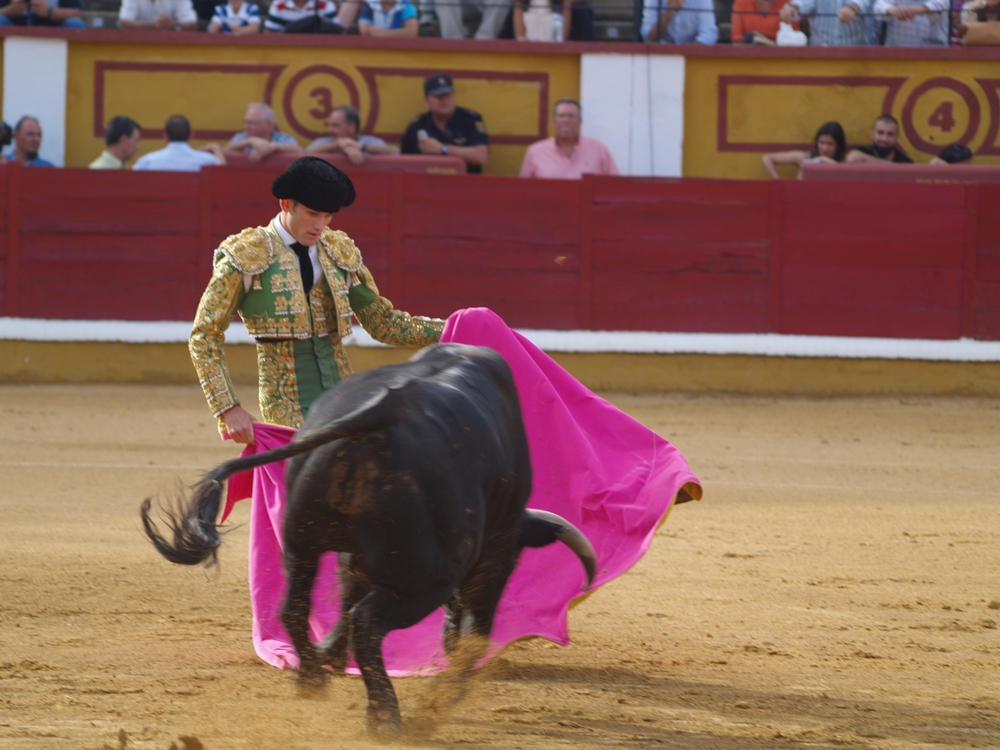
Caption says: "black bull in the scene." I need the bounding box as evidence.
[141,344,597,733]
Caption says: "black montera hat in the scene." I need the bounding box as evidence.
[271,156,356,213]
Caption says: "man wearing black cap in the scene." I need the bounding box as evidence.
[400,74,489,174]
[189,156,445,443]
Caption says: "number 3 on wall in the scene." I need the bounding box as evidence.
[928,101,955,133]
[309,86,334,121]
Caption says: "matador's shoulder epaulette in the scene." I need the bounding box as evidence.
[215,227,275,275]
[320,228,363,273]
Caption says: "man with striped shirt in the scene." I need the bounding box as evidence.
[263,0,339,30]
[779,0,875,44]
[208,0,261,31]
[874,0,948,44]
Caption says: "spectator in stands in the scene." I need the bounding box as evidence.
[930,143,973,164]
[263,0,342,31]
[3,117,53,167]
[874,0,948,44]
[306,105,397,164]
[119,0,198,29]
[762,121,846,179]
[520,98,618,180]
[514,0,595,41]
[731,0,797,42]
[90,116,142,170]
[134,116,226,171]
[437,0,511,38]
[847,115,913,163]
[225,103,303,163]
[641,0,719,44]
[356,0,418,34]
[956,0,1000,40]
[779,0,874,45]
[401,75,489,174]
[208,0,261,31]
[0,0,85,27]
[515,0,565,40]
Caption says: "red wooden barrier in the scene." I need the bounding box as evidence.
[1,161,996,342]
[222,152,467,175]
[781,180,968,339]
[802,162,1000,183]
[976,185,1000,340]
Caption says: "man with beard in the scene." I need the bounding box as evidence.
[519,98,618,180]
[847,115,913,164]
[3,117,53,167]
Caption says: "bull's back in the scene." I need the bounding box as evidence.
[286,345,532,584]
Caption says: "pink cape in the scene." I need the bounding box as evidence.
[223,308,701,675]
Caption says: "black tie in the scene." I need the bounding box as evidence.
[291,242,313,295]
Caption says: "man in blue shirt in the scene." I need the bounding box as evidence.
[134,115,226,172]
[3,117,54,167]
[641,0,718,43]
[357,0,417,35]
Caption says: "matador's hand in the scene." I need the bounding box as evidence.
[222,405,257,445]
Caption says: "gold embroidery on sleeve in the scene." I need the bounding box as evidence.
[353,266,445,348]
[189,255,247,420]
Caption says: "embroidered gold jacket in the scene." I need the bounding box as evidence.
[189,223,445,429]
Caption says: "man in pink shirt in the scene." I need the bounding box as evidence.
[520,98,619,180]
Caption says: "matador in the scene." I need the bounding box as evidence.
[189,156,444,442]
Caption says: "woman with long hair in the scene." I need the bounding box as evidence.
[762,121,846,179]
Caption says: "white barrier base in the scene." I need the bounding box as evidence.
[2,318,999,362]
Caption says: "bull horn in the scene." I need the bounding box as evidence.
[525,509,597,589]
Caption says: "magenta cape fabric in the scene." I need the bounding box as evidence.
[223,307,700,675]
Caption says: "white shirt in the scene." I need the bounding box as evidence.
[272,215,321,285]
[133,142,221,172]
[119,0,198,23]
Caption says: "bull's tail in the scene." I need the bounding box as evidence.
[140,384,410,568]
[519,509,597,589]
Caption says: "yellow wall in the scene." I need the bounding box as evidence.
[684,56,1000,179]
[30,38,1000,179]
[65,40,580,175]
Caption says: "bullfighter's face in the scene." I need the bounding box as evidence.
[280,199,334,247]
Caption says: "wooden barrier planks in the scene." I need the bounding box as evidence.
[16,169,200,320]
[782,181,967,339]
[591,178,774,332]
[974,184,1000,340]
[399,173,580,328]
[1,164,997,342]
[0,166,7,315]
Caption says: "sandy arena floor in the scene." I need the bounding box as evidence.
[1,384,998,750]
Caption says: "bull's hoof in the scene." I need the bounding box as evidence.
[317,647,347,673]
[295,667,328,695]
[365,707,402,741]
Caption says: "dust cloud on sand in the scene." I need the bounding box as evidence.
[1,384,998,749]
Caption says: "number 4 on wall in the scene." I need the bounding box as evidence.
[928,101,956,132]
